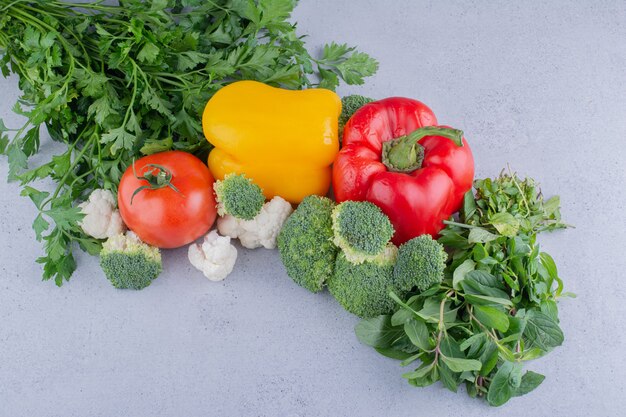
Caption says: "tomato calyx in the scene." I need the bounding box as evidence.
[131,162,183,204]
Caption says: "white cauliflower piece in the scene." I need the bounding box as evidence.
[217,196,293,249]
[78,189,125,239]
[188,230,238,281]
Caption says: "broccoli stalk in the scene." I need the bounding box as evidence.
[328,244,398,318]
[394,235,447,292]
[214,173,265,220]
[339,95,374,139]
[100,232,162,290]
[277,195,338,293]
[331,201,395,264]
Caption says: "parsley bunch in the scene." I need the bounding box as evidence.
[0,0,378,285]
[356,171,573,406]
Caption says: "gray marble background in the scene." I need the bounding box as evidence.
[1,1,624,416]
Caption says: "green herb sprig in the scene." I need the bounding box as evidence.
[356,171,573,406]
[0,0,378,285]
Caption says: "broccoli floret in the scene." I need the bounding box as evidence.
[100,231,162,290]
[328,244,398,318]
[332,201,394,264]
[339,95,374,139]
[277,195,338,293]
[214,173,265,220]
[394,235,447,292]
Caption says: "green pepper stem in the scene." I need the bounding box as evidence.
[381,126,464,173]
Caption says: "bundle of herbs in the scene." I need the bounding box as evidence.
[355,171,573,406]
[0,0,378,285]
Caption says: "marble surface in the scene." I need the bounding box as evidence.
[1,1,625,416]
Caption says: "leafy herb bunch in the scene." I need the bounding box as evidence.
[356,171,573,406]
[0,0,378,285]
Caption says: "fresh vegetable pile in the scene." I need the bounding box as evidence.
[355,172,571,406]
[0,1,572,408]
[0,0,377,284]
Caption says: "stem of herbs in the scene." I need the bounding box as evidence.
[429,291,455,362]
[41,131,97,208]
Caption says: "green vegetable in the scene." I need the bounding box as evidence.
[394,235,447,292]
[328,245,398,318]
[214,173,265,220]
[355,170,572,406]
[277,195,337,293]
[332,201,395,264]
[100,232,162,290]
[0,0,378,285]
[338,95,374,139]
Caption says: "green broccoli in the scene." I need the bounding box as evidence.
[277,195,338,293]
[327,244,398,318]
[393,235,447,292]
[339,95,374,139]
[331,201,395,264]
[214,173,265,220]
[100,232,162,290]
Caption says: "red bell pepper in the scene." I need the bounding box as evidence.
[332,97,474,245]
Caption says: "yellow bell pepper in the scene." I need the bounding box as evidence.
[202,80,341,204]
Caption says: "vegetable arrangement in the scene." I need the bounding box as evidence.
[0,0,377,285]
[355,172,570,406]
[0,0,572,409]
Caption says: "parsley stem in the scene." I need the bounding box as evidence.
[42,130,96,208]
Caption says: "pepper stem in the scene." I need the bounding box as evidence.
[382,126,464,173]
[131,162,183,204]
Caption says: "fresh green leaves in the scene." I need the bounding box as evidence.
[355,315,405,349]
[318,43,378,88]
[523,309,564,352]
[487,361,523,406]
[470,171,568,234]
[486,363,546,406]
[474,305,510,332]
[0,0,377,285]
[356,171,570,406]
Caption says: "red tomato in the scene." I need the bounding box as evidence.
[118,151,217,248]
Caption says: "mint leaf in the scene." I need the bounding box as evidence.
[523,309,564,352]
[468,227,499,243]
[461,270,509,299]
[438,360,459,392]
[473,305,510,332]
[487,361,522,406]
[452,259,475,290]
[490,212,520,236]
[355,315,403,349]
[513,371,545,397]
[440,356,482,373]
[404,318,431,351]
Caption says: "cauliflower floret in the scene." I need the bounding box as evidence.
[217,196,293,249]
[78,189,125,239]
[188,230,238,281]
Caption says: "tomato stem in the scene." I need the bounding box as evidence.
[130,162,183,204]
